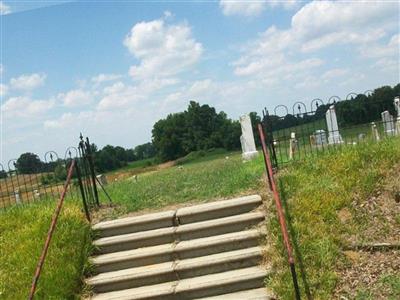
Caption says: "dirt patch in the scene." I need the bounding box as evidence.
[334,163,400,298]
[334,250,400,299]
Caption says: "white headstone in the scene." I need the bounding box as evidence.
[381,111,395,136]
[314,130,327,146]
[96,174,108,186]
[14,189,21,204]
[326,105,343,144]
[371,122,380,142]
[239,114,258,161]
[394,97,400,135]
[289,132,297,160]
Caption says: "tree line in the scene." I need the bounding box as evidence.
[6,142,157,177]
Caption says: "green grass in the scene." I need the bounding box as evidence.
[267,137,400,299]
[0,200,91,299]
[101,151,264,215]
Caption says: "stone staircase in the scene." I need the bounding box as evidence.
[86,195,273,299]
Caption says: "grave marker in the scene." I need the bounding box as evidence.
[371,122,380,142]
[239,114,258,161]
[381,111,395,136]
[395,96,400,135]
[326,105,343,144]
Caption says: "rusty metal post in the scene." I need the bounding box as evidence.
[258,123,301,300]
[28,160,76,300]
[75,162,91,222]
[85,137,100,207]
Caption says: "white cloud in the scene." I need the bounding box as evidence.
[232,0,399,88]
[103,82,125,94]
[220,0,267,17]
[58,89,92,107]
[0,84,8,97]
[91,73,122,84]
[219,0,298,17]
[124,18,203,79]
[0,1,11,15]
[10,73,46,90]
[292,1,398,52]
[322,68,349,80]
[360,33,400,59]
[1,96,54,117]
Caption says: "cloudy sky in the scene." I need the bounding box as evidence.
[1,0,399,165]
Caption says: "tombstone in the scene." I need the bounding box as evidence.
[239,114,258,161]
[14,189,21,204]
[371,122,380,142]
[381,111,395,136]
[96,174,108,186]
[326,105,343,144]
[314,129,327,146]
[358,133,366,141]
[394,96,400,135]
[309,134,316,147]
[289,132,297,160]
[34,189,40,198]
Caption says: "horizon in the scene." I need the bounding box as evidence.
[1,0,399,164]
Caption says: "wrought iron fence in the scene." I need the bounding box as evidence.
[262,92,400,168]
[0,134,111,218]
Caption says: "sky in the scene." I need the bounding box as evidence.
[1,0,399,165]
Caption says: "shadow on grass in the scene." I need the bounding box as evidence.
[278,179,313,300]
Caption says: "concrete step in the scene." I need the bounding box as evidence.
[92,211,176,237]
[194,288,274,300]
[92,195,262,238]
[91,266,269,300]
[87,247,263,293]
[94,212,265,254]
[176,195,262,224]
[91,229,263,273]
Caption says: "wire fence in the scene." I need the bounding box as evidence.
[262,93,400,168]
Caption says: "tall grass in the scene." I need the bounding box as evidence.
[267,137,400,299]
[0,199,91,299]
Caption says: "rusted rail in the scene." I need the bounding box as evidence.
[28,159,76,300]
[258,123,301,300]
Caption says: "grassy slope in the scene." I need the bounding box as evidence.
[268,137,400,299]
[101,151,265,215]
[0,200,91,299]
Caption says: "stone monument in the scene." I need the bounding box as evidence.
[381,111,395,136]
[371,122,380,142]
[326,105,343,144]
[314,129,327,146]
[239,114,258,161]
[289,132,297,160]
[395,96,400,135]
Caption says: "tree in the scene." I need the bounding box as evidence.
[152,101,241,161]
[249,112,261,146]
[134,143,156,160]
[15,153,42,174]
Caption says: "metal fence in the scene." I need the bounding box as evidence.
[262,92,400,168]
[0,135,110,215]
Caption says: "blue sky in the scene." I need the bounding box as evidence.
[1,0,399,164]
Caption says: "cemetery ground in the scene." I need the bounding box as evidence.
[0,138,399,299]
